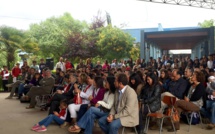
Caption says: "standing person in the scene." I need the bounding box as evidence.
[94,61,102,70]
[21,60,29,70]
[30,60,39,73]
[56,57,66,72]
[65,58,73,71]
[98,73,139,134]
[68,76,116,133]
[31,99,68,132]
[11,63,22,82]
[39,58,46,74]
[102,60,110,71]
[0,66,9,92]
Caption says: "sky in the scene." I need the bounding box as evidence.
[0,0,215,30]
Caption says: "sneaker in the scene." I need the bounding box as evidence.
[36,126,47,132]
[31,124,40,131]
[5,96,12,99]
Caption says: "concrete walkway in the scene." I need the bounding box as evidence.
[0,92,214,134]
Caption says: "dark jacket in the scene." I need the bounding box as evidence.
[188,83,206,101]
[168,77,188,99]
[140,84,161,113]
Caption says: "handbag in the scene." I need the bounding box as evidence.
[166,107,179,122]
[74,93,82,104]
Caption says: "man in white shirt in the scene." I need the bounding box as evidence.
[55,57,66,72]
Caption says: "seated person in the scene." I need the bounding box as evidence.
[98,73,139,134]
[160,69,188,112]
[47,74,78,114]
[171,71,205,131]
[53,71,65,92]
[31,99,68,132]
[5,67,27,99]
[24,68,55,109]
[68,76,116,133]
[18,72,42,98]
[205,76,215,130]
[139,72,161,133]
[158,69,171,93]
[67,75,105,125]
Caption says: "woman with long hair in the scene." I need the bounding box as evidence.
[159,69,171,93]
[129,73,144,97]
[68,76,116,133]
[138,72,162,133]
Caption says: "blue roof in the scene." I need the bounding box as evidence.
[122,26,200,42]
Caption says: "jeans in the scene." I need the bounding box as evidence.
[38,114,64,127]
[206,100,215,124]
[18,83,25,95]
[77,104,88,121]
[98,115,122,134]
[77,107,108,134]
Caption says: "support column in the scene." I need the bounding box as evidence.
[140,30,145,59]
[209,26,215,55]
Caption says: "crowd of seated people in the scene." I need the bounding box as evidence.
[3,55,215,133]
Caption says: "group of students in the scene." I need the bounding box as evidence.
[3,55,215,134]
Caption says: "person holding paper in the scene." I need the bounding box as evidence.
[0,66,9,92]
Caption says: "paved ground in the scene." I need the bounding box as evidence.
[0,92,214,134]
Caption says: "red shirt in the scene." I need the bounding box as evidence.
[0,70,9,80]
[65,62,72,70]
[12,67,21,77]
[58,108,66,118]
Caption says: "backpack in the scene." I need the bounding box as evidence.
[181,112,200,125]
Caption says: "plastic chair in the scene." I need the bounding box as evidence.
[184,111,203,132]
[144,96,177,134]
[122,126,138,134]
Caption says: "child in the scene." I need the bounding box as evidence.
[31,99,68,132]
[0,66,9,92]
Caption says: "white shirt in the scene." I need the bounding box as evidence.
[207,61,213,69]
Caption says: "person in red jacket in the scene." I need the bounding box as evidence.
[65,58,73,71]
[0,66,9,92]
[11,63,22,82]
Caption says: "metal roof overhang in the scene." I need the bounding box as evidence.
[144,28,210,50]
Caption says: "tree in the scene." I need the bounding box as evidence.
[129,43,140,60]
[97,25,135,60]
[64,11,105,60]
[198,19,215,28]
[28,13,87,61]
[0,26,38,68]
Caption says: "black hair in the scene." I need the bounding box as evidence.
[88,73,96,79]
[94,76,104,88]
[64,74,70,79]
[106,76,116,93]
[129,73,143,90]
[146,72,159,87]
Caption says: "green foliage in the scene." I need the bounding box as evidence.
[1,12,137,66]
[198,19,215,28]
[129,43,140,60]
[97,25,135,60]
[28,12,88,62]
[0,26,38,69]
